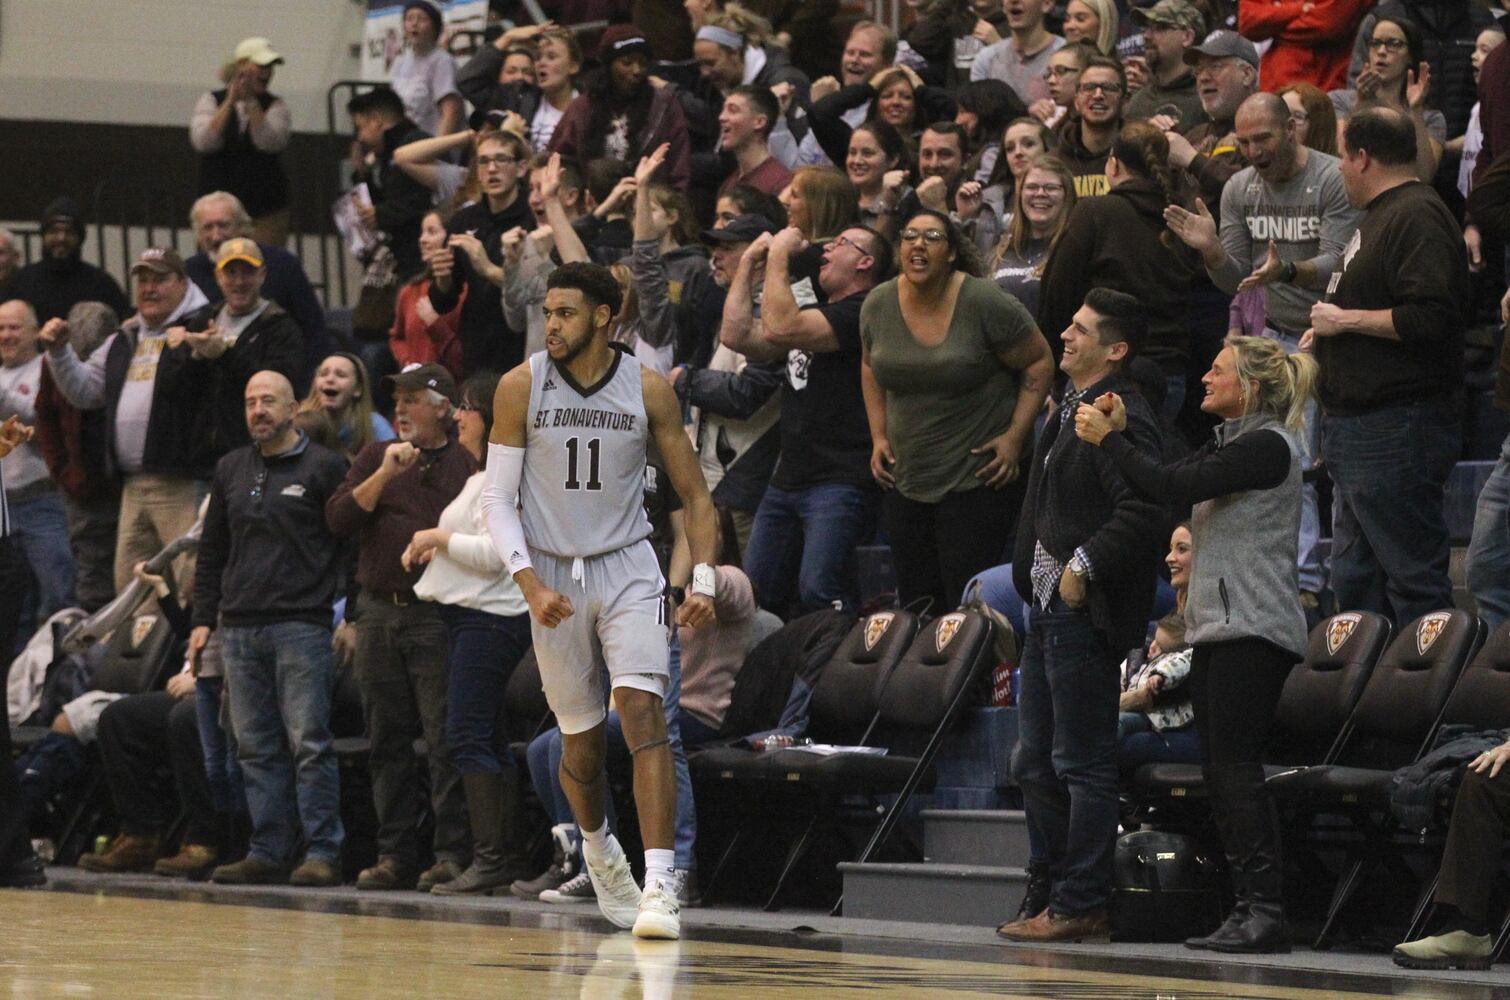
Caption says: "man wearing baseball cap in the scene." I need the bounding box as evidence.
[174,237,304,462]
[326,360,476,894]
[675,213,784,556]
[548,26,692,190]
[191,38,293,246]
[40,247,213,593]
[1126,0,1209,130]
[1164,30,1260,208]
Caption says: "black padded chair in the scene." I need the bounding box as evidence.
[1397,620,1510,958]
[1267,608,1485,948]
[691,610,918,902]
[1135,611,1392,803]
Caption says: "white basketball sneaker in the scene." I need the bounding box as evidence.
[632,873,682,940]
[584,836,643,929]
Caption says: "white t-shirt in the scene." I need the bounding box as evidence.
[0,354,48,492]
[530,93,576,152]
[391,48,461,135]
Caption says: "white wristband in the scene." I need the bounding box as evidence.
[691,563,716,598]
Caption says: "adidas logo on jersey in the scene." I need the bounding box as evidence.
[542,377,558,392]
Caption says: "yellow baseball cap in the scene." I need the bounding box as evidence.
[215,237,264,270]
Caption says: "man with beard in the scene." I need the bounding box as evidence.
[882,122,971,222]
[326,363,475,894]
[1055,57,1128,197]
[1165,91,1358,614]
[11,198,128,323]
[426,128,536,375]
[1160,31,1260,210]
[191,370,348,886]
[1126,0,1208,130]
[549,27,691,190]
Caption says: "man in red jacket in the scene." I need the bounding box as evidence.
[1240,0,1376,93]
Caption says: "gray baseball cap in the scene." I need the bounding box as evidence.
[1183,29,1260,69]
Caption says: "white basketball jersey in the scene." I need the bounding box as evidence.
[521,346,654,558]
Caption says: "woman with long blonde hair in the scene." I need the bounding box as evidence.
[299,352,394,458]
[984,154,1076,316]
[1075,335,1319,955]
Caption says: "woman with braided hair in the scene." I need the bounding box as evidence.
[1036,121,1194,412]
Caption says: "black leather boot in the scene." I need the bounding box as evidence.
[1185,776,1246,950]
[1204,764,1290,954]
[432,773,535,895]
[1015,861,1053,922]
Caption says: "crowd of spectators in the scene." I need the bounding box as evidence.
[4,0,1510,970]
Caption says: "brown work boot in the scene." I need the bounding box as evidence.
[290,858,342,888]
[417,858,464,893]
[210,855,293,885]
[153,843,218,880]
[79,834,160,874]
[356,855,417,891]
[997,907,1110,943]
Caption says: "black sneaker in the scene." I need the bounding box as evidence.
[1,855,46,889]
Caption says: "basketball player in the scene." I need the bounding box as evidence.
[483,262,718,940]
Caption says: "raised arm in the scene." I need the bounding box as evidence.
[760,228,839,355]
[718,235,773,358]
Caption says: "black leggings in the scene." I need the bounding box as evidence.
[1187,638,1297,769]
[883,480,1024,615]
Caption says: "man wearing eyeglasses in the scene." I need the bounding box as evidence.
[720,224,892,615]
[190,370,349,887]
[1054,57,1128,198]
[1125,0,1208,131]
[428,129,537,375]
[1158,31,1260,210]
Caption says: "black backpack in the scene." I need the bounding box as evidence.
[1109,830,1223,942]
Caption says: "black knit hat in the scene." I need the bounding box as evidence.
[40,196,85,238]
[404,2,444,39]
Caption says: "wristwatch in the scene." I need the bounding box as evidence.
[691,563,717,598]
[1279,259,1298,284]
[1067,555,1089,580]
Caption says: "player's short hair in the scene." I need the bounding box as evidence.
[547,261,623,318]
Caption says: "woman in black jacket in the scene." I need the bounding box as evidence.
[1074,335,1318,954]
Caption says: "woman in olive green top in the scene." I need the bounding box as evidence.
[861,208,1055,611]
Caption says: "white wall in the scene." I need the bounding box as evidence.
[0,0,366,132]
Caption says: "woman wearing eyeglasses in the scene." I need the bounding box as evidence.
[860,209,1054,613]
[403,371,535,897]
[982,154,1077,318]
[1277,83,1339,158]
[1328,17,1444,180]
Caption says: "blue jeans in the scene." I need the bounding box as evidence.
[194,676,245,816]
[1011,602,1121,916]
[744,482,877,615]
[1323,398,1458,626]
[8,490,76,627]
[222,621,343,864]
[439,604,532,775]
[525,632,697,870]
[1117,713,1202,770]
[1468,431,1510,630]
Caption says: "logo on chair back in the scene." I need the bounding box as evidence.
[863,612,894,651]
[935,612,966,652]
[1325,613,1362,656]
[1416,612,1452,656]
[131,615,156,649]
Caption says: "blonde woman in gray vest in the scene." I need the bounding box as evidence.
[1074,335,1318,955]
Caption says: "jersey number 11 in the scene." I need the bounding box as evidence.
[564,436,603,491]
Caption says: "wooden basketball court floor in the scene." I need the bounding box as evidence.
[3,882,1503,999]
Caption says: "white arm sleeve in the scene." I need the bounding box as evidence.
[481,442,532,575]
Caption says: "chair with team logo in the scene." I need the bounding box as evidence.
[746,611,993,911]
[1134,611,1393,812]
[690,609,918,903]
[1266,608,1485,949]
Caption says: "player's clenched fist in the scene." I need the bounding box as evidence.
[528,586,574,628]
[676,593,714,629]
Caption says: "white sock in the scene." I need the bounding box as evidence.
[644,848,676,889]
[581,821,613,865]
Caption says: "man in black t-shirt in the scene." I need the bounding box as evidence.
[721,223,892,615]
[1307,108,1469,626]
